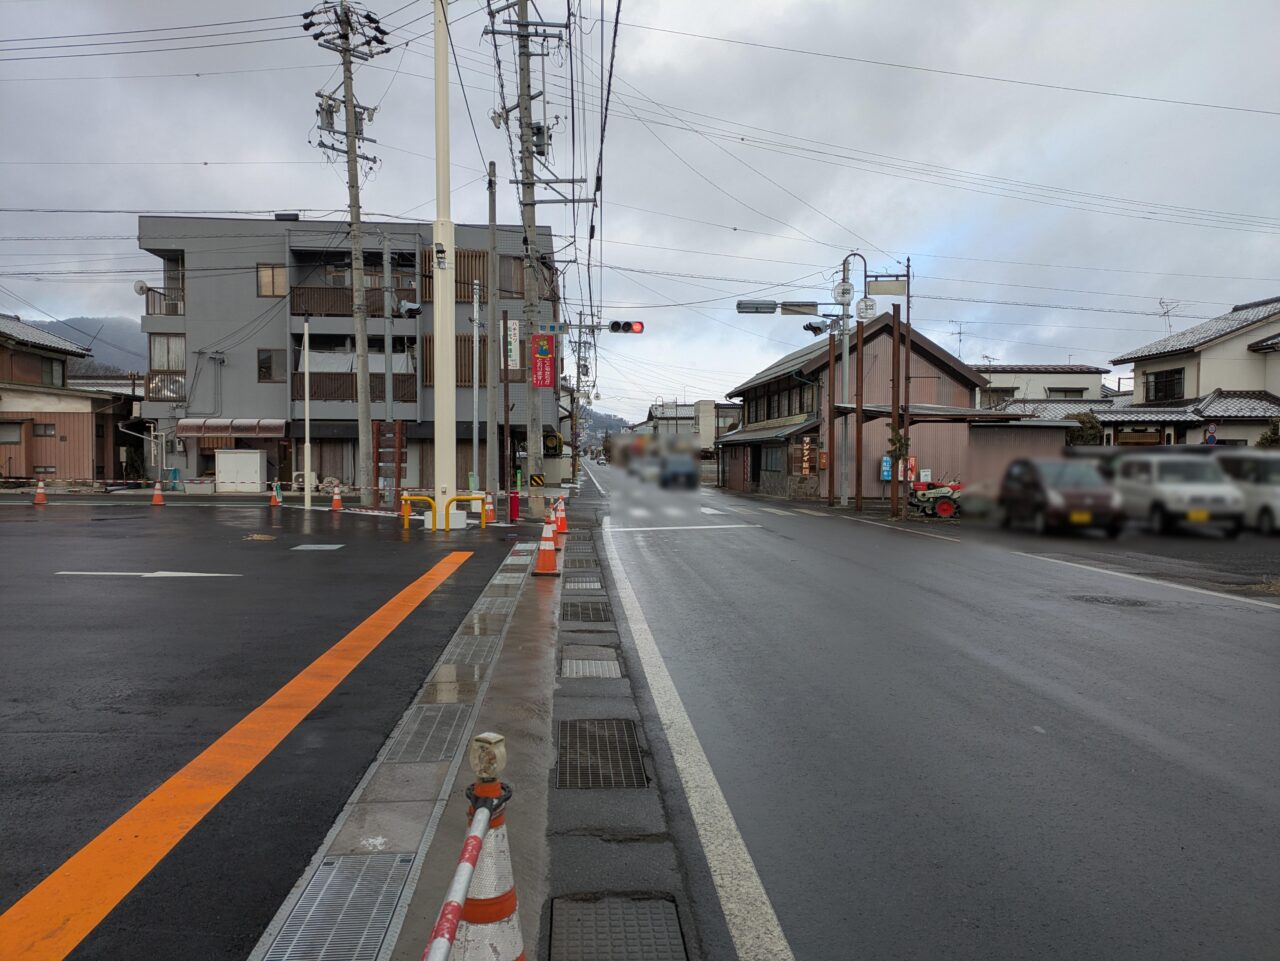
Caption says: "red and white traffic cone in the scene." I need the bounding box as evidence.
[269,482,281,508]
[532,513,560,577]
[32,479,47,506]
[484,491,496,524]
[330,487,343,511]
[455,775,523,959]
[150,480,165,506]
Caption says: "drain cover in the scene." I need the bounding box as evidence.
[386,703,472,763]
[557,719,647,788]
[565,558,599,570]
[565,543,596,555]
[441,635,498,665]
[291,544,344,551]
[562,600,613,623]
[472,596,516,614]
[549,897,687,960]
[266,853,414,961]
[566,530,593,541]
[1070,594,1151,607]
[564,576,603,591]
[491,572,524,585]
[562,658,622,679]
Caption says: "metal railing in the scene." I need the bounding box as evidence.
[289,286,418,317]
[290,372,417,402]
[145,371,186,401]
[144,287,184,316]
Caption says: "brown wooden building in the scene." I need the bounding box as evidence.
[717,314,1070,499]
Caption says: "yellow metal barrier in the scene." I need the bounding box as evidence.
[443,495,487,531]
[400,494,438,531]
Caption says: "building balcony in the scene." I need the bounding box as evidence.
[290,286,418,318]
[144,288,184,316]
[146,371,186,402]
[291,372,418,402]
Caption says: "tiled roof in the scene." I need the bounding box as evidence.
[727,340,826,396]
[1111,297,1280,364]
[994,398,1112,420]
[0,314,90,356]
[973,364,1109,374]
[1248,331,1280,352]
[1092,389,1280,423]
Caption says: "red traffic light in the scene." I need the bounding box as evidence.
[608,320,645,334]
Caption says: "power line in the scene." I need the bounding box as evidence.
[0,33,307,62]
[0,13,301,43]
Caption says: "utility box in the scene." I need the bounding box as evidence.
[214,449,267,493]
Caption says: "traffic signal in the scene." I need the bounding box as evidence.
[608,320,645,334]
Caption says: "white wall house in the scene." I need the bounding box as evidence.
[973,364,1109,408]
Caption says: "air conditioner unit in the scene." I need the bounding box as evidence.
[163,300,181,316]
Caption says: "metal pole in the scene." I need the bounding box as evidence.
[382,233,394,507]
[485,161,500,495]
[304,315,312,510]
[854,318,864,511]
[839,256,851,506]
[432,0,457,508]
[891,303,902,518]
[338,2,374,506]
[502,310,512,504]
[826,330,835,507]
[472,279,480,490]
[572,313,582,483]
[517,0,544,514]
[903,258,912,487]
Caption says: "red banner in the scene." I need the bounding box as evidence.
[532,333,555,388]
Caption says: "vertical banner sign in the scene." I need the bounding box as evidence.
[897,455,918,481]
[532,333,555,388]
[801,436,812,476]
[506,317,521,369]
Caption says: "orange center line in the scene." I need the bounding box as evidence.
[0,550,473,961]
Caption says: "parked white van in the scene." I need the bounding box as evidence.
[1213,449,1280,535]
[1113,452,1245,537]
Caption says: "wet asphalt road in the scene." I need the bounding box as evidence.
[0,505,507,961]
[590,465,1280,961]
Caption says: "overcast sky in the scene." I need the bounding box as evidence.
[1,0,1277,420]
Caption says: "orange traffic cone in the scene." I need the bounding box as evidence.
[532,513,560,577]
[32,480,47,506]
[150,481,165,506]
[330,487,344,511]
[484,491,496,524]
[454,778,524,961]
[269,482,281,508]
[554,496,568,533]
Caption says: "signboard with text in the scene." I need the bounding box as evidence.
[531,333,555,388]
[505,316,521,369]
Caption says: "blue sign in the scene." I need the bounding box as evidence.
[880,455,893,481]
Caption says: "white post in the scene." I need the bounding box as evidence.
[431,0,456,508]
[472,279,480,490]
[303,315,312,510]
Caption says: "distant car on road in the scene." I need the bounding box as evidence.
[595,456,607,466]
[1113,452,1244,537]
[658,454,699,490]
[1213,449,1280,535]
[998,458,1124,536]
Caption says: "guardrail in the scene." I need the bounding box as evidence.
[401,494,437,531]
[443,495,487,532]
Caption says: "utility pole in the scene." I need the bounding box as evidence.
[838,259,851,507]
[516,0,544,514]
[572,314,583,482]
[891,303,902,518]
[902,258,912,488]
[472,279,480,490]
[826,329,836,507]
[485,161,499,495]
[303,314,313,510]
[432,0,457,509]
[305,2,388,506]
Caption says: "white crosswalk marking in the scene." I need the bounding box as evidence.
[629,506,652,518]
[699,506,726,515]
[794,508,828,517]
[759,507,794,516]
[663,505,687,517]
[722,505,755,514]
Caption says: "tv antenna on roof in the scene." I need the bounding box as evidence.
[1158,298,1180,335]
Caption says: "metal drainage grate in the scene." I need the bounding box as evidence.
[385,703,472,763]
[549,897,687,961]
[557,719,647,788]
[561,658,622,679]
[491,572,525,586]
[565,542,596,556]
[562,600,613,623]
[472,596,516,615]
[266,853,414,961]
[564,575,603,591]
[565,558,599,570]
[440,635,499,666]
[566,530,593,541]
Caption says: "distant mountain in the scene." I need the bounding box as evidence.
[35,316,147,373]
[577,406,630,447]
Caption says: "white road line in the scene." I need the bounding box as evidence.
[629,506,652,518]
[1014,552,1280,611]
[793,508,828,517]
[758,507,794,516]
[721,505,756,515]
[699,506,726,515]
[663,505,687,517]
[603,530,796,961]
[56,570,242,577]
[844,516,961,542]
[582,462,606,495]
[606,523,761,533]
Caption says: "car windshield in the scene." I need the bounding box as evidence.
[1258,459,1280,484]
[1158,459,1226,483]
[1037,461,1106,488]
[664,456,695,469]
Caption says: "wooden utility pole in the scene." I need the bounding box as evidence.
[485,162,500,494]
[891,303,902,518]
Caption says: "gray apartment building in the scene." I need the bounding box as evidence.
[137,214,564,491]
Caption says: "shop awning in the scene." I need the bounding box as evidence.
[175,418,287,438]
[716,418,818,446]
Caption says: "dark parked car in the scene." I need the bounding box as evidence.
[998,458,1124,536]
[659,454,699,490]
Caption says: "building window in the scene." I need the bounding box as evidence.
[148,333,187,401]
[1047,388,1086,399]
[1143,368,1184,402]
[41,357,65,387]
[0,423,20,444]
[33,465,56,474]
[767,390,779,419]
[801,384,814,413]
[762,446,784,471]
[34,423,55,436]
[257,264,288,297]
[257,348,286,383]
[982,387,1016,409]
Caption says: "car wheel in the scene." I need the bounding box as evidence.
[1259,508,1276,536]
[1033,508,1049,535]
[1223,520,1242,540]
[1149,504,1169,535]
[1105,521,1124,539]
[998,503,1012,528]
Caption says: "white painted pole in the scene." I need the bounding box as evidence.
[303,315,312,510]
[472,278,480,490]
[431,0,456,508]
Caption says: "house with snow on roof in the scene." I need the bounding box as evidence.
[1099,296,1280,447]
